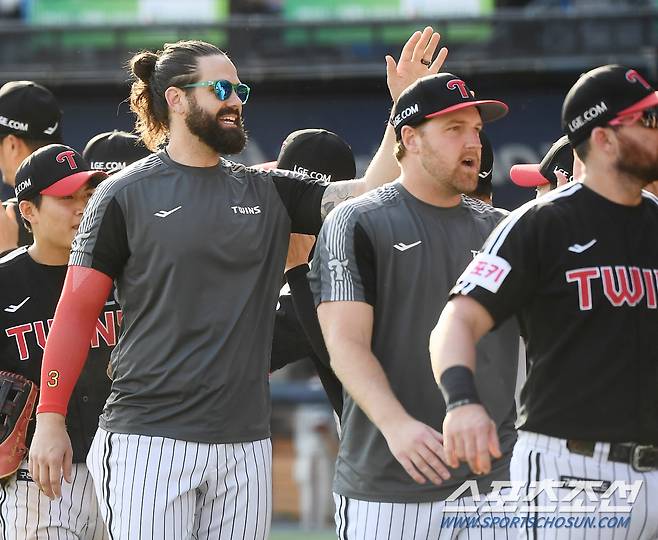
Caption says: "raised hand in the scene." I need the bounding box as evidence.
[385,26,449,102]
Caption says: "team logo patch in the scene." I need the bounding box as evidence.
[328,257,349,282]
[459,253,511,293]
[625,69,651,90]
[56,150,79,170]
[447,79,470,99]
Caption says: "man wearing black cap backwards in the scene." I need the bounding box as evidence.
[83,130,151,175]
[431,64,658,538]
[309,73,519,538]
[0,81,63,252]
[269,128,357,417]
[510,135,585,198]
[0,144,114,539]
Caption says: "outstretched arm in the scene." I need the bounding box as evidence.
[320,26,448,219]
[29,266,112,499]
[285,263,344,418]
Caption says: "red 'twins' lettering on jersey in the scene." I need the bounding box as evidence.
[5,311,122,361]
[566,266,658,310]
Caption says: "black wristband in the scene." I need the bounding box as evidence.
[439,365,481,412]
[284,263,310,282]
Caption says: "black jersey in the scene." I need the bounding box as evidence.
[453,182,658,444]
[271,264,343,417]
[0,246,119,462]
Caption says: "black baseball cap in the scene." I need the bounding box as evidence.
[510,136,573,188]
[83,130,151,174]
[277,129,356,182]
[562,64,658,147]
[0,81,62,141]
[15,144,107,203]
[391,73,508,140]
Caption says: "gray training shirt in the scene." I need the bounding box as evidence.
[70,150,327,444]
[309,182,519,503]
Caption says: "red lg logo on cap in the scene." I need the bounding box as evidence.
[56,150,78,171]
[447,79,469,99]
[625,69,651,90]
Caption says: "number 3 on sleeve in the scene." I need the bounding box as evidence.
[46,370,60,388]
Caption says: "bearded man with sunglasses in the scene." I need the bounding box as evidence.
[28,30,448,539]
[430,64,658,538]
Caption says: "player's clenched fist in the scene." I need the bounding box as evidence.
[28,412,73,500]
[442,403,501,476]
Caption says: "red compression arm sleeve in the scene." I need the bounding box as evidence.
[37,266,113,416]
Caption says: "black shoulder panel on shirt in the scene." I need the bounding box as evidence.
[88,197,130,279]
[353,222,377,307]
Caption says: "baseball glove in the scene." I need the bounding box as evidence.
[0,371,37,479]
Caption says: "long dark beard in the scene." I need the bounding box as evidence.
[185,98,248,155]
[614,131,658,185]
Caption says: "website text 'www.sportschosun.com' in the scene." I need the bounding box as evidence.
[441,515,631,529]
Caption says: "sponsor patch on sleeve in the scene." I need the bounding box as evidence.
[458,253,512,293]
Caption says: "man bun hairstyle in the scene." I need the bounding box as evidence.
[129,40,225,151]
[131,51,158,83]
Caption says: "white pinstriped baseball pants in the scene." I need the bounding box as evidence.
[511,431,658,539]
[0,460,108,540]
[87,427,272,540]
[333,492,512,539]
